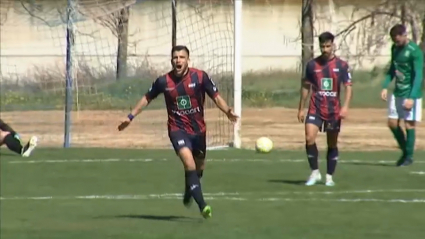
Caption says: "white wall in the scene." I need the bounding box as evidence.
[0,0,403,80]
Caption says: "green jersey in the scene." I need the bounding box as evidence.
[383,41,424,99]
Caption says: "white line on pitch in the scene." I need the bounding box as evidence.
[1,194,424,203]
[1,189,425,201]
[410,171,425,175]
[7,158,425,164]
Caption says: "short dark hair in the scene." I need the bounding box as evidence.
[171,45,190,57]
[390,24,406,37]
[318,31,335,43]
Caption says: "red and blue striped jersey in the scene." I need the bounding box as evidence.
[304,56,352,120]
[145,68,219,135]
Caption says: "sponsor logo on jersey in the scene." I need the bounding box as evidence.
[174,95,201,116]
[318,78,337,97]
[172,107,201,116]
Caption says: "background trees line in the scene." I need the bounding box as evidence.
[301,0,425,73]
[3,0,425,80]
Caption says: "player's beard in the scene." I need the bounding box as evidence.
[321,52,334,61]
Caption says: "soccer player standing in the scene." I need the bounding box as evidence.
[117,45,238,219]
[297,32,353,186]
[381,24,423,166]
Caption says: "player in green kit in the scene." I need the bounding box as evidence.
[381,24,423,166]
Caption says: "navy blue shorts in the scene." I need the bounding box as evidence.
[169,131,207,159]
[305,113,341,132]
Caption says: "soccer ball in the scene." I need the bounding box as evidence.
[255,137,273,153]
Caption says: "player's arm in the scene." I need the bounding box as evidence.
[382,45,395,89]
[202,72,237,121]
[341,64,353,109]
[409,48,424,99]
[129,78,163,120]
[298,62,312,111]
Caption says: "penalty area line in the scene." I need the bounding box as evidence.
[7,158,425,164]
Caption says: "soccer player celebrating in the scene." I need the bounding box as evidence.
[381,24,423,167]
[0,119,38,157]
[118,45,238,219]
[297,32,353,186]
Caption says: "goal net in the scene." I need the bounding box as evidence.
[0,0,234,149]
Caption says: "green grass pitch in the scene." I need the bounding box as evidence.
[1,148,425,239]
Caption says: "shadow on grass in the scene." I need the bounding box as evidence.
[344,162,395,167]
[96,214,199,223]
[267,179,306,185]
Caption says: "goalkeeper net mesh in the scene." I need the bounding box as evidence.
[0,0,234,149]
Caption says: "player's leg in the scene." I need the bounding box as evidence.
[169,132,210,218]
[0,119,38,157]
[191,133,211,218]
[182,134,206,208]
[193,134,207,179]
[324,119,341,187]
[304,115,322,186]
[0,119,16,132]
[0,130,23,155]
[387,94,407,166]
[401,98,422,166]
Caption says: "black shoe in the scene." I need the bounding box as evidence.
[400,158,413,167]
[396,156,405,167]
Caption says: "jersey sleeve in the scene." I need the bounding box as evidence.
[202,71,219,99]
[144,77,164,102]
[409,47,424,98]
[303,61,314,84]
[340,62,352,86]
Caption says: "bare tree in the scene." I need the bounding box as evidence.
[85,4,132,81]
[312,0,425,67]
[76,0,136,81]
[301,0,314,74]
[116,7,129,81]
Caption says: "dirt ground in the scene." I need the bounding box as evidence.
[2,108,424,151]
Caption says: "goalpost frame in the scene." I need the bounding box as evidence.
[63,0,243,149]
[233,0,242,149]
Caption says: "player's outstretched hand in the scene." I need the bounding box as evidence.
[226,109,239,123]
[381,89,388,101]
[297,110,304,123]
[118,118,131,131]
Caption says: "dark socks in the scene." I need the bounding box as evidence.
[305,143,319,170]
[185,170,206,211]
[389,126,407,156]
[4,133,23,155]
[327,147,339,175]
[405,129,415,159]
[197,170,203,179]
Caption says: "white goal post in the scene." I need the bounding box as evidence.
[233,0,243,149]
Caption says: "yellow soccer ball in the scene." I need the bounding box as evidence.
[255,137,273,153]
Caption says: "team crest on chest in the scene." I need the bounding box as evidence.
[404,50,410,57]
[176,95,191,110]
[320,78,333,91]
